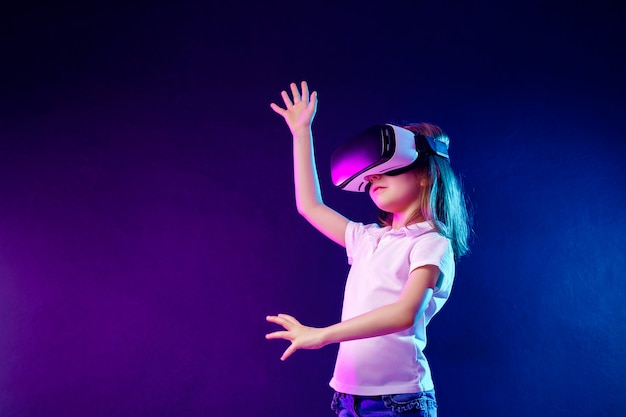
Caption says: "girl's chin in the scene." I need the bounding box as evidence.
[373,202,396,213]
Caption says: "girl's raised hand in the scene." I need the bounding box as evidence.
[270,81,318,135]
[265,313,326,361]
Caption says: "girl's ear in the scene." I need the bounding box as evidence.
[414,171,430,187]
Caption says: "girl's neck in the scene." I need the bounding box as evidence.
[391,211,426,230]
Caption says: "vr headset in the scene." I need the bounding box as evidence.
[330,124,449,192]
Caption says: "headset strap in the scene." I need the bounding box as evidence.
[416,134,450,160]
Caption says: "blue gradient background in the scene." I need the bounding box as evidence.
[1,1,624,416]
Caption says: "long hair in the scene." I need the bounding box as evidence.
[378,122,472,259]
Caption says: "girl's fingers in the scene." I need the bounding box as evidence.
[265,311,307,360]
[281,90,293,107]
[300,81,309,101]
[277,313,299,325]
[309,91,317,110]
[266,315,285,325]
[290,83,302,102]
[266,314,295,330]
[265,330,290,340]
[272,83,315,122]
[269,103,286,115]
[281,344,297,361]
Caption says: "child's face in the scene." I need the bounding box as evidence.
[366,171,425,215]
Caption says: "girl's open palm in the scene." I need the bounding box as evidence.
[265,313,326,361]
[270,81,318,135]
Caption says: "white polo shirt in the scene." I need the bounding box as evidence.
[329,220,455,396]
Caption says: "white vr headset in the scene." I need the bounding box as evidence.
[330,124,449,192]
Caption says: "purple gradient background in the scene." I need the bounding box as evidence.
[1,2,625,416]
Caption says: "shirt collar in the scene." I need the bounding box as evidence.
[403,221,436,236]
[377,221,436,237]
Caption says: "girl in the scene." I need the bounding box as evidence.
[266,81,471,417]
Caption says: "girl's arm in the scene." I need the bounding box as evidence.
[266,265,439,361]
[271,82,349,247]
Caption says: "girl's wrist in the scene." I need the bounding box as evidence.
[291,126,312,139]
[319,326,332,347]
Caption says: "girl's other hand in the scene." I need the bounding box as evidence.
[265,313,326,361]
[270,81,318,136]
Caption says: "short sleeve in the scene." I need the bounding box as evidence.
[409,233,454,291]
[345,221,364,265]
[345,222,383,265]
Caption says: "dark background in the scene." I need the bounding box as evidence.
[1,1,625,416]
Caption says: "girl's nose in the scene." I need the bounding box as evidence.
[365,174,380,183]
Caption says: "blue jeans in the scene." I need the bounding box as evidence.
[331,391,438,417]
